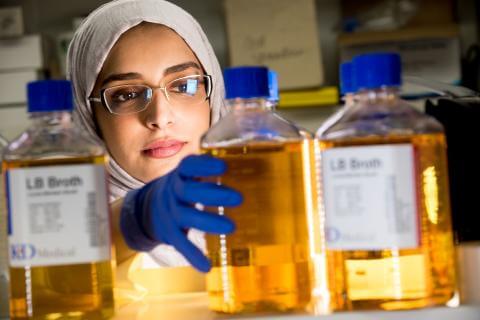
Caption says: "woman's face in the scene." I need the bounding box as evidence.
[91,23,210,182]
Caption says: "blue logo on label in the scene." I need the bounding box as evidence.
[11,244,36,260]
[326,227,341,243]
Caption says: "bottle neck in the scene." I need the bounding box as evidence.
[342,93,356,108]
[356,86,400,105]
[265,99,278,110]
[30,111,73,129]
[227,97,274,112]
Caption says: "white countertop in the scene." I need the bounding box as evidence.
[111,292,480,320]
[2,293,480,320]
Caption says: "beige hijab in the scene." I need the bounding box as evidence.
[66,0,227,267]
[67,0,227,202]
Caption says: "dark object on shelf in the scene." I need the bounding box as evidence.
[461,44,480,92]
[426,97,480,243]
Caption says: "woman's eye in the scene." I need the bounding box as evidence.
[111,89,141,102]
[171,79,200,96]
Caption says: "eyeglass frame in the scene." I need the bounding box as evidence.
[88,74,213,115]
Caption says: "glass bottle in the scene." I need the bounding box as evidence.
[202,66,321,314]
[317,53,457,311]
[3,80,115,319]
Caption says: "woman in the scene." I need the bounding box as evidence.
[67,0,242,273]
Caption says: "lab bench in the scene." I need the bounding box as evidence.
[2,293,480,319]
[115,293,480,320]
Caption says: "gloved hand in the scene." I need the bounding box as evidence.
[120,154,242,272]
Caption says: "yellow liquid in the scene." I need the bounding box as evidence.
[1,173,9,317]
[203,140,320,314]
[320,133,457,310]
[3,156,115,320]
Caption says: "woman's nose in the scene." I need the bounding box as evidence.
[143,89,175,130]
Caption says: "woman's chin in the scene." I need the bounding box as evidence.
[139,153,185,182]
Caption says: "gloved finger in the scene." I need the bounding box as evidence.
[147,188,178,245]
[175,205,235,234]
[177,154,226,178]
[170,227,212,273]
[174,179,243,207]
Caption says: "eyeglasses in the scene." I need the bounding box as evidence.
[88,74,212,115]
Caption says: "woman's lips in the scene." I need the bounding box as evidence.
[142,140,186,159]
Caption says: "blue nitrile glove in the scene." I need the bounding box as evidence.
[120,154,242,272]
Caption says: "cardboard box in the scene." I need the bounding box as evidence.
[0,6,23,38]
[0,70,40,105]
[339,25,461,97]
[224,0,324,90]
[0,34,43,71]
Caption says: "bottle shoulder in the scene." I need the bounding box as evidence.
[201,109,305,147]
[317,98,444,141]
[3,125,105,161]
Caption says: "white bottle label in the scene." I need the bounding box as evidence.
[322,144,419,250]
[6,164,111,267]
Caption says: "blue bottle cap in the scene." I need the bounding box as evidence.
[27,80,73,113]
[224,66,270,99]
[268,70,279,102]
[340,62,355,95]
[353,52,402,90]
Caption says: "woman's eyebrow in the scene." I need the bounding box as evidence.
[100,62,201,86]
[101,72,142,86]
[164,62,201,76]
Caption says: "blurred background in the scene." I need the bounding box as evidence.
[0,0,478,140]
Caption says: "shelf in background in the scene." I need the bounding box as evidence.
[278,86,339,109]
